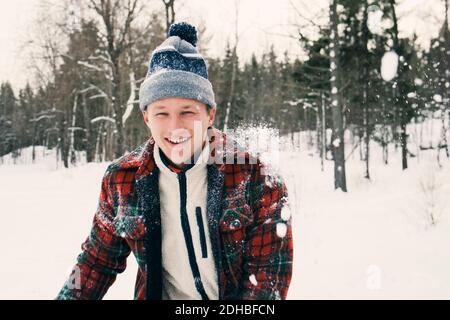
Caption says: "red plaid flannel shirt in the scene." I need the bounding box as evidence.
[57,128,293,300]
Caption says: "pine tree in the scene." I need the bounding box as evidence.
[0,82,17,157]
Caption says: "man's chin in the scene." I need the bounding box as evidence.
[161,146,194,166]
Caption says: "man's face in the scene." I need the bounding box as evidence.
[142,97,216,166]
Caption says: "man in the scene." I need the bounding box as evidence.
[57,22,293,300]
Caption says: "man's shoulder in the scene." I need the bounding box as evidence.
[102,139,154,182]
[219,136,286,191]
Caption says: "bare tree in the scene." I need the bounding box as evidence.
[362,0,371,180]
[161,0,176,34]
[223,0,241,133]
[196,19,214,57]
[88,0,141,158]
[24,1,76,167]
[388,0,410,171]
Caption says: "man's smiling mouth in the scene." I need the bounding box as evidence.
[165,136,191,146]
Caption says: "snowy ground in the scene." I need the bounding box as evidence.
[284,146,450,299]
[1,135,450,299]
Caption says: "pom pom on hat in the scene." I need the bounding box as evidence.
[168,22,198,47]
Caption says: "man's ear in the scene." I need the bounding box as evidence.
[142,110,149,125]
[208,107,216,127]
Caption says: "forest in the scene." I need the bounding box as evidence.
[0,0,449,193]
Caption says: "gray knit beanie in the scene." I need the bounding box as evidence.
[139,22,217,111]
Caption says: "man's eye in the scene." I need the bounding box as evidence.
[155,113,168,117]
[181,111,194,115]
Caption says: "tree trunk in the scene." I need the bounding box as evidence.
[223,46,238,133]
[330,0,347,191]
[68,93,78,165]
[389,0,408,170]
[59,113,69,169]
[321,93,326,171]
[81,92,94,163]
[162,0,176,34]
[362,0,370,179]
[223,2,240,133]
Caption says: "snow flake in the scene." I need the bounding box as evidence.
[367,5,383,35]
[274,289,282,300]
[414,78,423,86]
[281,205,291,221]
[387,39,394,47]
[276,223,287,238]
[249,274,258,286]
[330,30,335,40]
[332,138,341,147]
[433,94,443,103]
[381,51,398,82]
[330,61,336,70]
[367,39,377,51]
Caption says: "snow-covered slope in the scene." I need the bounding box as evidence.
[282,144,450,299]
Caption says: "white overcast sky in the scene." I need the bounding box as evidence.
[0,0,447,90]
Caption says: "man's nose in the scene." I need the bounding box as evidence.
[167,114,182,131]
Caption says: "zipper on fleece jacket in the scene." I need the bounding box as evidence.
[178,172,210,300]
[196,207,208,259]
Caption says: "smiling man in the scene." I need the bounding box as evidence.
[57,22,293,300]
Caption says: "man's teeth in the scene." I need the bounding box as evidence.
[168,137,190,144]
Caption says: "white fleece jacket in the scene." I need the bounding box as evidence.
[153,142,218,300]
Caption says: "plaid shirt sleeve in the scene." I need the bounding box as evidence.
[56,169,132,300]
[239,163,294,300]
